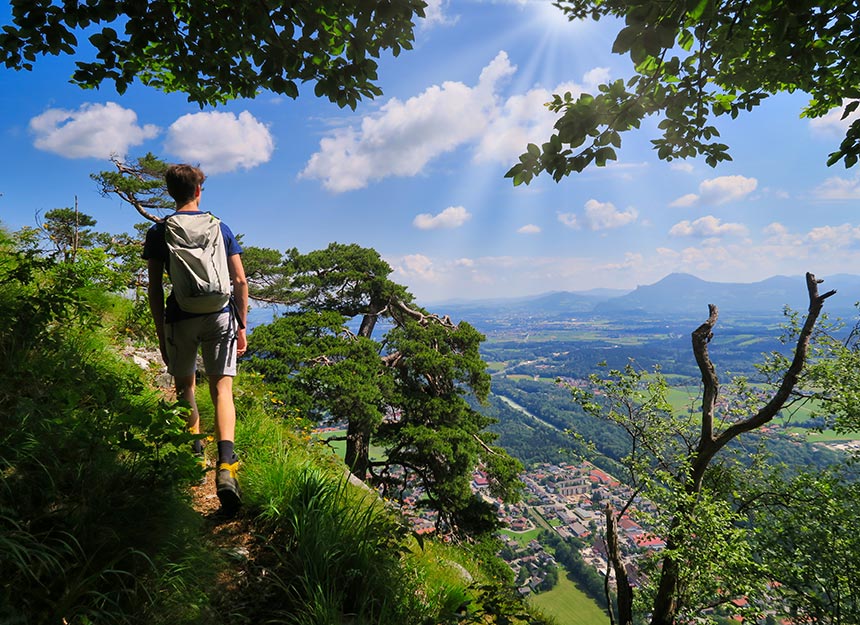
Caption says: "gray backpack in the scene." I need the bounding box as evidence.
[164,212,232,313]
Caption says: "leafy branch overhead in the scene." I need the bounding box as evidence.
[1,0,426,108]
[506,0,860,185]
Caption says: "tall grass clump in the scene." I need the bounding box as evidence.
[0,230,216,624]
[223,389,421,624]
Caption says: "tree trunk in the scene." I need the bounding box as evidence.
[606,505,634,625]
[358,311,377,338]
[344,418,371,480]
[650,533,682,625]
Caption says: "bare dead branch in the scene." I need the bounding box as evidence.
[692,303,719,445]
[391,299,458,329]
[690,272,835,488]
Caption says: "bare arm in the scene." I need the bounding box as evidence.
[147,258,168,364]
[228,253,249,354]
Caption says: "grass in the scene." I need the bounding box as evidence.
[529,574,609,625]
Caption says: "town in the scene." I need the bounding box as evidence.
[393,457,662,600]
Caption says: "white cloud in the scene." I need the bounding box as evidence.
[806,223,860,249]
[812,174,860,200]
[558,200,637,231]
[809,99,860,137]
[557,212,580,229]
[413,205,471,230]
[763,222,802,246]
[518,224,541,234]
[474,72,608,165]
[670,161,695,173]
[165,111,274,174]
[582,199,637,230]
[29,102,159,159]
[301,52,514,191]
[669,193,699,208]
[669,215,748,238]
[392,253,438,281]
[301,51,611,191]
[421,0,458,27]
[670,175,758,207]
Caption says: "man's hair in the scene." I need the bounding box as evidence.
[165,164,205,205]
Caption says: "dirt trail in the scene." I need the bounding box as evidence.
[129,346,267,619]
[190,458,269,622]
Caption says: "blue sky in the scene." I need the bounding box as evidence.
[2,0,860,304]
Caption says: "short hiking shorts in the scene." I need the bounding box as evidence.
[165,311,237,378]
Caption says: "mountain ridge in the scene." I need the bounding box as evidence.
[430,272,860,320]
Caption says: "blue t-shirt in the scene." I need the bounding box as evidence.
[142,211,243,323]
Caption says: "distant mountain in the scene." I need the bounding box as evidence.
[428,273,860,324]
[249,274,860,331]
[594,273,860,318]
[427,288,628,320]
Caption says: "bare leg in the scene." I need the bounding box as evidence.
[175,374,200,435]
[208,374,235,443]
[210,373,241,512]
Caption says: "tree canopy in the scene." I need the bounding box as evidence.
[1,0,426,108]
[244,242,523,534]
[506,0,860,184]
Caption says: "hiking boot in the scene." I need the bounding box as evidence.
[216,461,242,513]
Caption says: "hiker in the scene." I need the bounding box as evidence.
[143,164,248,513]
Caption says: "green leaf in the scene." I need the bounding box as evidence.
[612,26,638,54]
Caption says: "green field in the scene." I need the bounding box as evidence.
[529,575,610,625]
[663,384,860,441]
[500,527,542,546]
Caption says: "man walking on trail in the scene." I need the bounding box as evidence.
[143,164,248,513]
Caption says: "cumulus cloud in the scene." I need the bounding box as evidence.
[518,224,541,234]
[670,175,758,207]
[763,222,802,246]
[301,51,610,191]
[809,99,860,137]
[391,254,437,281]
[165,111,274,174]
[413,205,471,230]
[474,69,609,165]
[421,0,458,26]
[29,102,159,159]
[301,52,514,191]
[812,174,860,200]
[558,199,637,231]
[669,215,748,238]
[806,223,860,249]
[582,199,637,230]
[557,212,580,229]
